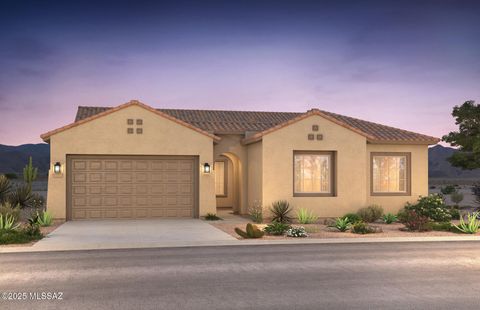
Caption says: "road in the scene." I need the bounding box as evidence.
[1,242,480,309]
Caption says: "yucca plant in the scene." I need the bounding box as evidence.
[0,214,20,231]
[329,217,351,232]
[8,184,33,209]
[37,210,53,227]
[270,200,293,223]
[297,208,318,224]
[0,175,11,204]
[453,212,480,234]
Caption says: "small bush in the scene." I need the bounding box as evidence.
[0,229,43,245]
[37,210,53,227]
[248,200,263,223]
[405,194,452,222]
[351,221,377,234]
[30,193,45,211]
[382,213,398,224]
[357,205,384,223]
[204,213,222,221]
[440,185,456,195]
[235,223,264,238]
[286,226,308,238]
[270,200,293,223]
[427,222,454,232]
[263,221,291,235]
[8,185,33,209]
[296,208,318,224]
[449,207,460,220]
[450,192,464,206]
[0,202,20,223]
[329,217,351,232]
[398,210,430,231]
[342,213,361,224]
[453,212,480,234]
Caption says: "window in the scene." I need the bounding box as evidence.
[294,152,335,196]
[371,153,410,195]
[214,161,227,196]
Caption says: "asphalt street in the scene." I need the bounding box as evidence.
[1,242,480,310]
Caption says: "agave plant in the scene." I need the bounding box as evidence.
[0,214,20,231]
[329,217,352,232]
[453,212,480,234]
[297,208,318,224]
[0,175,11,204]
[37,210,53,227]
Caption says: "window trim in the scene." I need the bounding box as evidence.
[293,151,336,197]
[214,159,228,197]
[370,152,411,196]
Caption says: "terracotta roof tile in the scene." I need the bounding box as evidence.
[75,106,439,144]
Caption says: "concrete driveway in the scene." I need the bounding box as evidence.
[32,219,236,251]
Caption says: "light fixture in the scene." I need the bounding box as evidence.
[53,162,61,174]
[203,163,211,174]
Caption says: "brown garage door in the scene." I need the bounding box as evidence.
[67,155,198,220]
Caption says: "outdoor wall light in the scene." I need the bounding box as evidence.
[203,163,211,174]
[53,162,62,174]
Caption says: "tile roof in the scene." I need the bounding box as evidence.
[74,105,439,144]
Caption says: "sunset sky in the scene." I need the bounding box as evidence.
[0,0,479,145]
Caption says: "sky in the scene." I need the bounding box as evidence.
[0,0,479,145]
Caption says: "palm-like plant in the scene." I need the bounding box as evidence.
[0,175,11,204]
[9,184,33,209]
[453,212,480,234]
[270,200,293,223]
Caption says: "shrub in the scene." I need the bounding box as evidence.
[382,213,398,224]
[453,212,480,234]
[329,217,351,232]
[398,210,430,231]
[0,175,11,204]
[342,213,361,224]
[8,185,33,209]
[0,229,43,245]
[0,202,20,223]
[440,185,456,195]
[270,200,293,223]
[448,207,460,220]
[30,193,45,211]
[263,221,291,235]
[235,223,264,238]
[204,213,222,221]
[0,214,20,231]
[296,208,318,224]
[351,221,379,234]
[450,192,464,206]
[26,214,41,237]
[404,194,452,222]
[37,210,53,227]
[286,226,308,238]
[248,200,263,223]
[357,205,384,223]
[427,222,454,232]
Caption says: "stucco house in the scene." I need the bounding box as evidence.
[41,100,439,220]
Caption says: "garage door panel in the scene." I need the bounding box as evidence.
[69,155,197,220]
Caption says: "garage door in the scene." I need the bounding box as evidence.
[67,155,198,220]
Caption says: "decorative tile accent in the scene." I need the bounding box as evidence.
[136,119,143,125]
[308,134,314,140]
[136,128,143,134]
[312,125,319,131]
[316,134,323,140]
[127,128,134,134]
[127,119,134,125]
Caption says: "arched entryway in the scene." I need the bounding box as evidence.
[214,152,243,214]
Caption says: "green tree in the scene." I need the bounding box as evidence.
[442,101,480,170]
[23,157,38,187]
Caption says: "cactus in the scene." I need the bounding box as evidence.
[234,223,264,239]
[23,157,38,187]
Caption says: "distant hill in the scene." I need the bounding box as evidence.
[0,144,50,176]
[428,145,480,179]
[0,143,478,180]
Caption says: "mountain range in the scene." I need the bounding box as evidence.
[0,143,479,179]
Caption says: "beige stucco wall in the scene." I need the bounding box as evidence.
[213,134,248,214]
[247,141,262,210]
[262,115,368,218]
[366,144,429,214]
[46,105,216,219]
